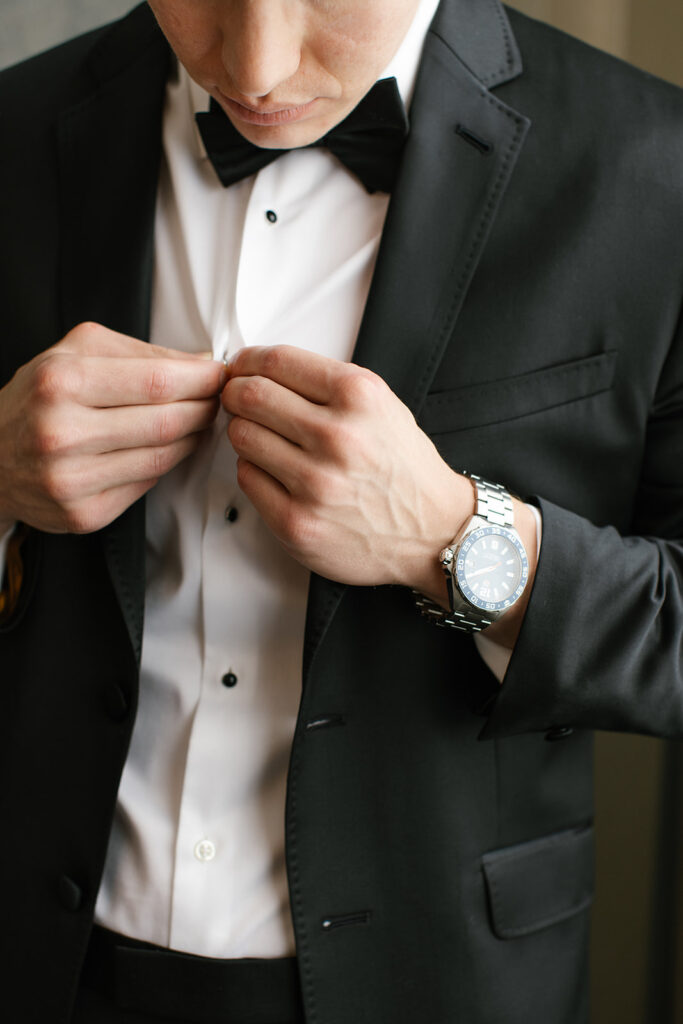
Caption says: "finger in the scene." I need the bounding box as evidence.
[226,345,356,405]
[57,322,215,362]
[61,479,159,534]
[76,398,220,453]
[222,373,322,447]
[236,458,324,567]
[58,433,206,500]
[37,354,227,407]
[95,433,206,490]
[235,457,303,546]
[228,416,308,494]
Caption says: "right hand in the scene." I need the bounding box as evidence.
[0,322,227,535]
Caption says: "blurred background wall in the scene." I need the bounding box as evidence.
[511,0,682,87]
[1,2,681,1022]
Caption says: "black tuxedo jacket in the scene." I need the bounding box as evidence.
[1,2,683,1021]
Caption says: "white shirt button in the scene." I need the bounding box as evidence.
[194,839,216,862]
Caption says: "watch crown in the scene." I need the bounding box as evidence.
[439,547,454,566]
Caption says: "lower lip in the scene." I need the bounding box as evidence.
[218,91,318,126]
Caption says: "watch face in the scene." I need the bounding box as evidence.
[455,526,529,613]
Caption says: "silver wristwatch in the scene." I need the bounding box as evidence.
[414,474,529,633]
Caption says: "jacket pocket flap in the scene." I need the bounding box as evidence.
[482,824,594,939]
[420,351,617,434]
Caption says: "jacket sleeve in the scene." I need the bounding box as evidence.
[483,305,683,740]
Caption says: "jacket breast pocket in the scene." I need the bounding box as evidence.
[482,823,594,940]
[419,351,617,435]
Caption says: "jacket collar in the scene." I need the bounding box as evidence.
[83,1,166,87]
[431,0,523,89]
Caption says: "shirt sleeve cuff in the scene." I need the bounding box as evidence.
[473,504,543,684]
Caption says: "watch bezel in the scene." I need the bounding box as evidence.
[454,524,529,613]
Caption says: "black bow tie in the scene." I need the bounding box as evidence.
[195,77,409,195]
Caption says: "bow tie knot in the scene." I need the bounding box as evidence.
[195,78,409,194]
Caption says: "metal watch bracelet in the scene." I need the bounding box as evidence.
[412,588,494,632]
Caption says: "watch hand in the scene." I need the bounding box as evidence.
[468,561,502,579]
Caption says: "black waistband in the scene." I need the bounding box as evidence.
[80,925,305,1024]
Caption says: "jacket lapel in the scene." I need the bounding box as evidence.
[58,4,170,662]
[303,0,531,683]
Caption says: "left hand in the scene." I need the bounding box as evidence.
[221,345,471,594]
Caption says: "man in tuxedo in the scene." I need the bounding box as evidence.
[0,1,682,1022]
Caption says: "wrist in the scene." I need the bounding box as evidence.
[398,471,475,598]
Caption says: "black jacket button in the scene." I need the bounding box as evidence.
[104,682,130,721]
[545,726,574,742]
[58,875,83,912]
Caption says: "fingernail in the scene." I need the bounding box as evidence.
[198,350,215,360]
